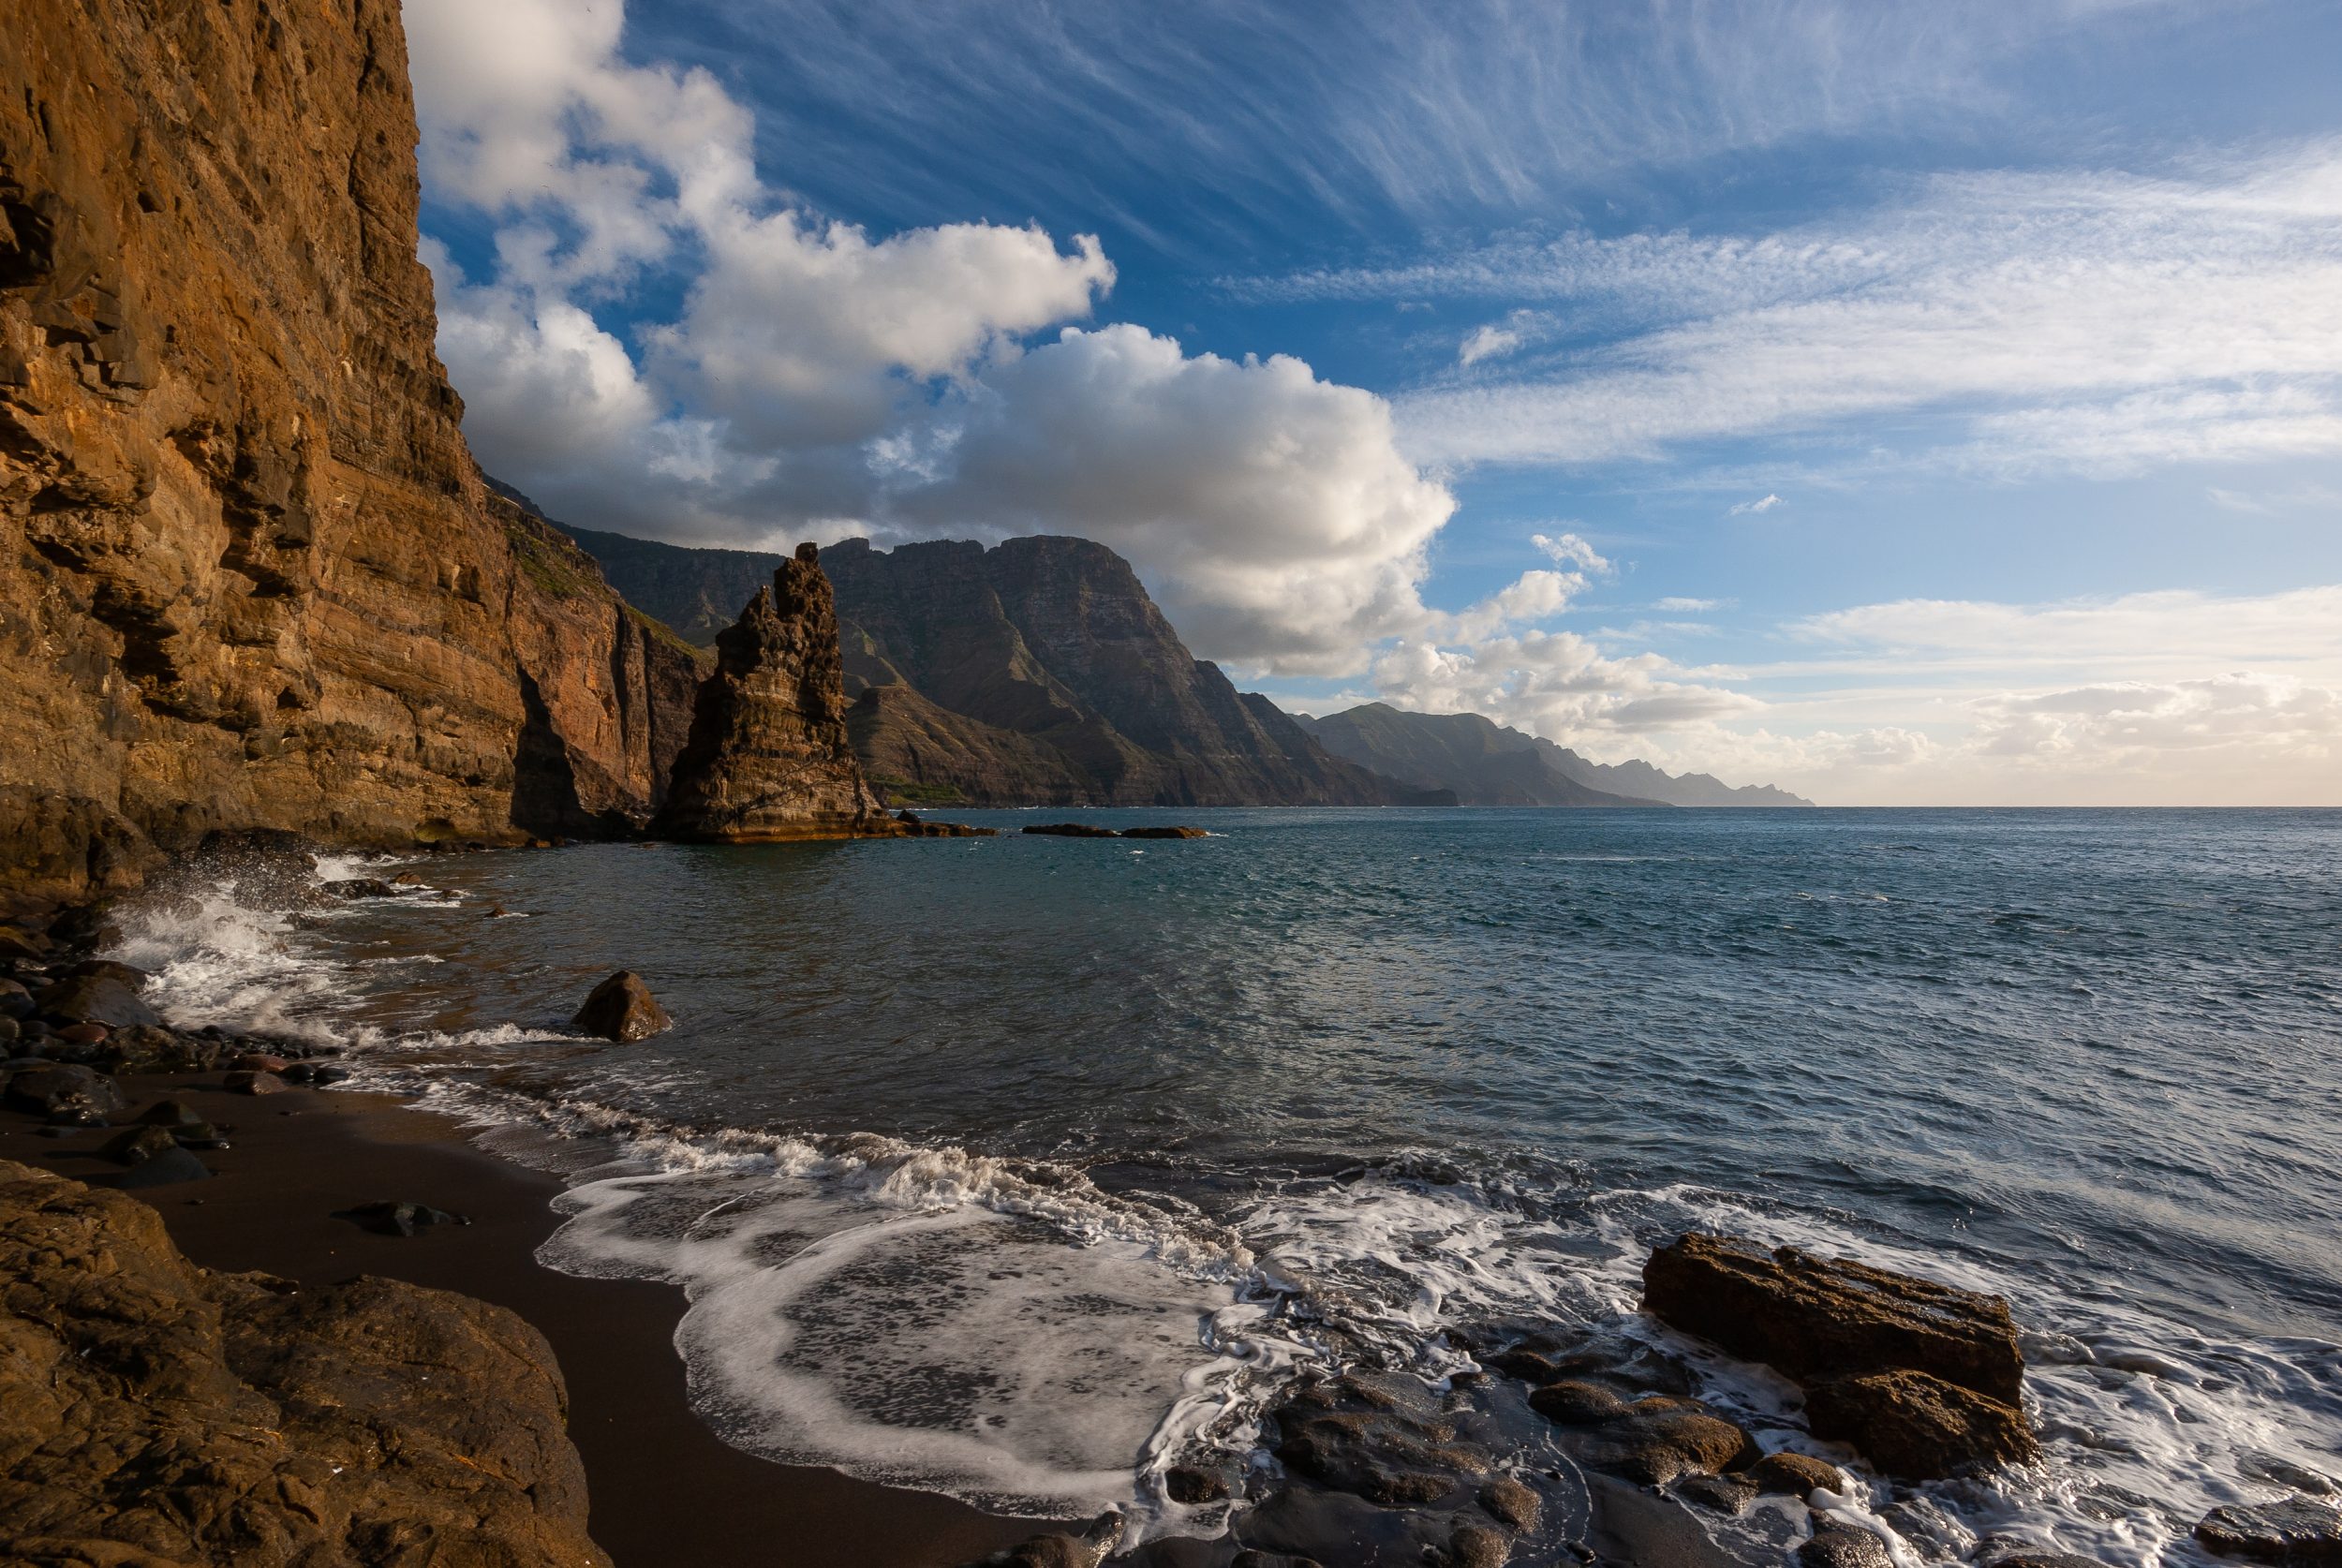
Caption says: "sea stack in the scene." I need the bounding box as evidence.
[655,545,891,842]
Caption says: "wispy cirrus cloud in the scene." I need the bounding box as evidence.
[1250,143,2342,480]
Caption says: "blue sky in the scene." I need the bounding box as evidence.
[403,0,2342,803]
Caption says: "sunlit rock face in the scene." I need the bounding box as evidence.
[0,0,707,912]
[655,544,891,843]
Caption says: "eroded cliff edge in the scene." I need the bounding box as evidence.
[0,0,837,915]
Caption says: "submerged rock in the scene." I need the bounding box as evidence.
[570,970,674,1042]
[1023,822,1122,838]
[0,1160,609,1565]
[2196,1499,2342,1564]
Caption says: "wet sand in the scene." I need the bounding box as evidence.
[0,1078,1044,1568]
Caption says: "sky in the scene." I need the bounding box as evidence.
[401,0,2342,805]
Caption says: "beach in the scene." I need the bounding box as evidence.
[0,1076,1043,1568]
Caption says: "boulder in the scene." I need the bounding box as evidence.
[1747,1450,1846,1496]
[0,1160,610,1565]
[3,1062,126,1120]
[1121,825,1208,839]
[324,877,402,898]
[55,1022,109,1046]
[1022,822,1122,838]
[101,1124,181,1165]
[1804,1368,2038,1480]
[113,1146,213,1188]
[222,1070,288,1095]
[2196,1499,2342,1564]
[1528,1379,1628,1424]
[1272,1371,1488,1506]
[1643,1232,2025,1404]
[1643,1231,2036,1477]
[0,979,33,1019]
[570,970,674,1042]
[0,925,51,961]
[1568,1396,1755,1487]
[32,966,159,1029]
[1801,1523,1896,1568]
[231,1052,292,1073]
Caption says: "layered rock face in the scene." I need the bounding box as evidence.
[0,1,713,913]
[560,521,1441,807]
[826,536,1434,806]
[654,545,891,841]
[0,1159,611,1566]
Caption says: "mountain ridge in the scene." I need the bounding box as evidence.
[1296,703,1814,808]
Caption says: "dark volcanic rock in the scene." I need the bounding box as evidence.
[1644,1233,2026,1404]
[1746,1451,1846,1496]
[1801,1523,1897,1568]
[1272,1371,1488,1505]
[323,877,402,899]
[2196,1499,2342,1564]
[222,1069,288,1096]
[33,966,157,1029]
[100,1124,179,1164]
[1023,822,1123,838]
[1642,1231,2036,1477]
[1120,825,1208,839]
[0,1159,609,1565]
[3,1062,125,1120]
[1804,1368,2038,1480]
[571,969,674,1042]
[111,1145,212,1188]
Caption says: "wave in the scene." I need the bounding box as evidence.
[88,852,2342,1562]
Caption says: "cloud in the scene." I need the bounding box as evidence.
[1729,494,1785,515]
[404,0,1456,677]
[1370,630,1759,741]
[1653,597,1726,612]
[1530,531,1610,571]
[2205,481,2342,514]
[1310,143,2342,480]
[890,324,1455,673]
[1459,323,1524,367]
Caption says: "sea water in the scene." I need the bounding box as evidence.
[104,807,2342,1563]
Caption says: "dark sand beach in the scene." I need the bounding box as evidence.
[1,1079,1043,1568]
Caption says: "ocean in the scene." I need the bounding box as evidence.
[108,807,2342,1564]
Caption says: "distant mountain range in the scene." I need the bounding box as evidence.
[543,507,1811,809]
[1295,703,1813,807]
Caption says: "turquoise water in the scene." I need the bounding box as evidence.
[118,808,2342,1561]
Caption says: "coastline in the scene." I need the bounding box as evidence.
[0,1075,1045,1568]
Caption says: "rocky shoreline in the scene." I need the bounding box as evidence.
[5,900,2340,1568]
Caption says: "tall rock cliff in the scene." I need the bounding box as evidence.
[0,0,766,913]
[654,546,889,841]
[558,523,1445,808]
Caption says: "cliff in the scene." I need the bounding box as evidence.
[0,0,770,915]
[559,523,1447,808]
[1297,703,1815,807]
[654,545,891,841]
